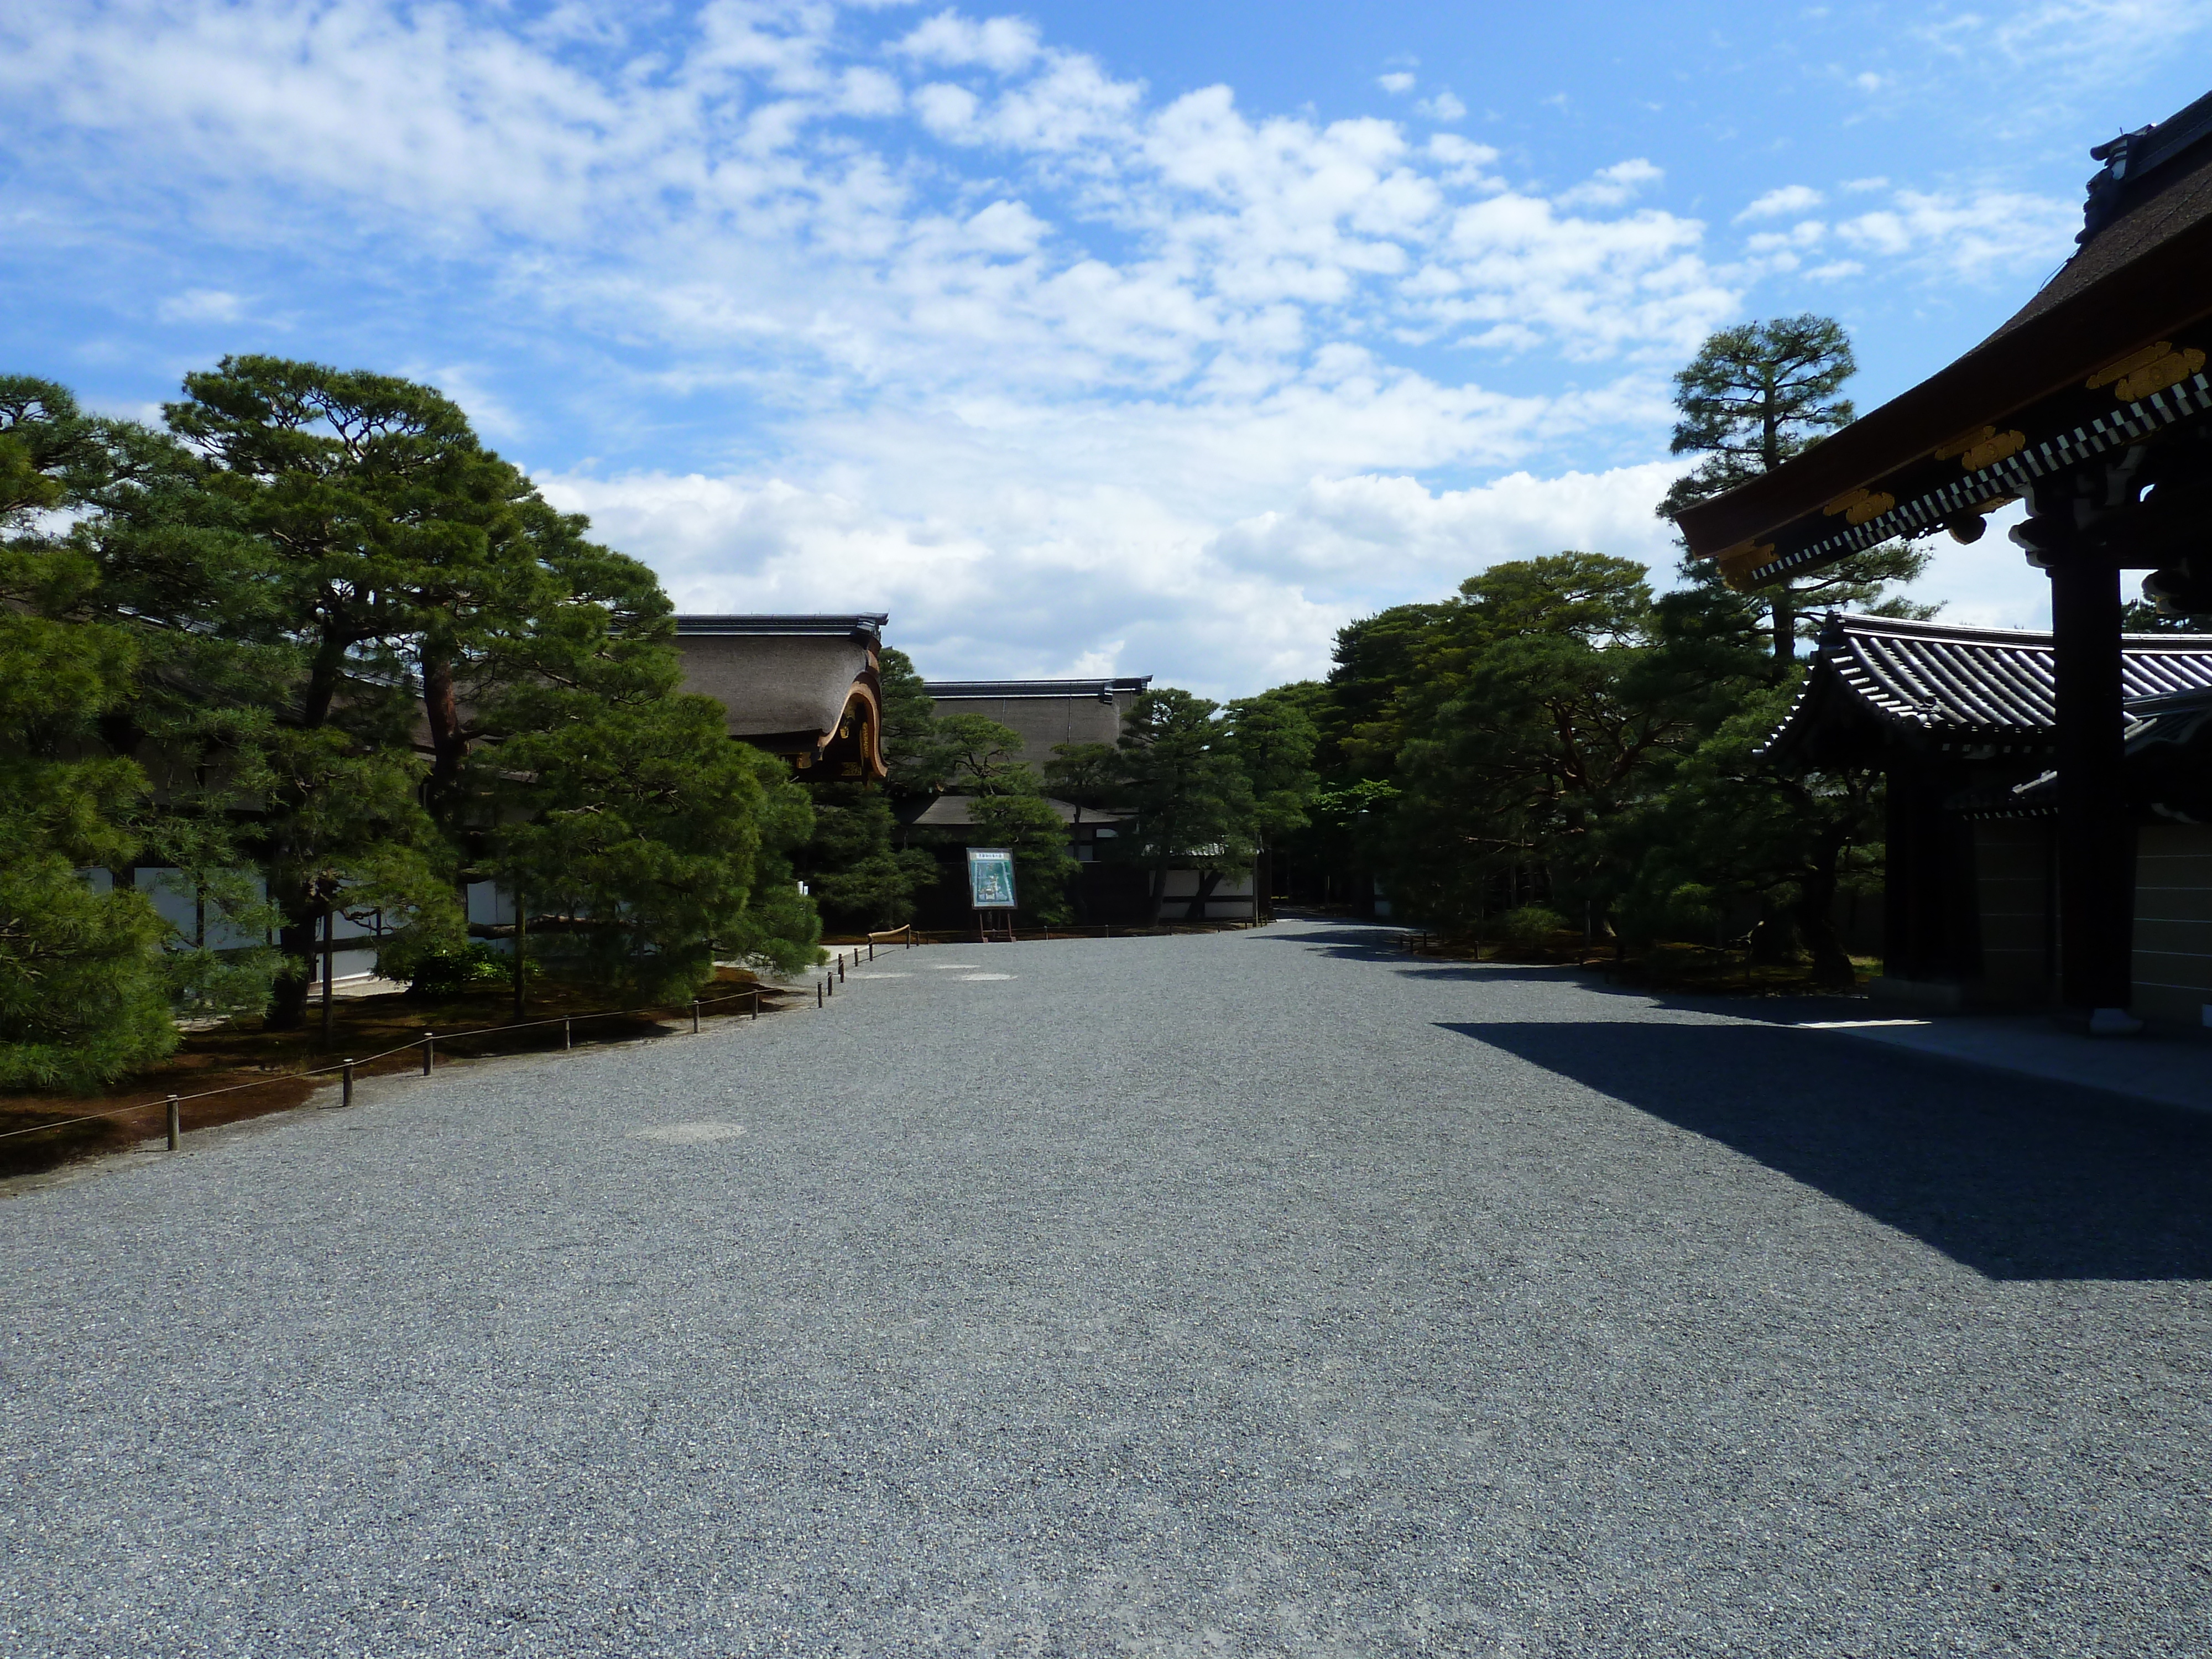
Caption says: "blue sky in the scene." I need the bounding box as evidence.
[4,1,2210,695]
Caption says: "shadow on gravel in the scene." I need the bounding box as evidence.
[1448,1020,2212,1282]
[1264,926,1431,962]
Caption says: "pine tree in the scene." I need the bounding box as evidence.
[1117,690,1258,926]
[0,380,178,1087]
[1659,315,1930,664]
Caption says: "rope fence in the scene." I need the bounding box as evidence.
[4,922,1215,1157]
[1,980,793,1149]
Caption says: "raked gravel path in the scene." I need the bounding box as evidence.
[4,919,2210,1657]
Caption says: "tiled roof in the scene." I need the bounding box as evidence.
[1971,688,2212,818]
[1767,612,2212,753]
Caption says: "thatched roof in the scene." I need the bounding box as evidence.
[671,615,886,778]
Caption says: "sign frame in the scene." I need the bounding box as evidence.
[965,846,1019,911]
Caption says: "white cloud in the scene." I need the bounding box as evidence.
[155,288,243,323]
[541,456,1696,695]
[0,0,1786,691]
[1415,91,1467,122]
[1555,158,1664,210]
[914,80,980,136]
[1376,72,1416,95]
[1744,220,1827,254]
[1735,184,1824,222]
[894,10,1042,74]
[1924,0,2212,85]
[1427,133,1503,189]
[1205,463,1688,580]
[1837,187,2077,280]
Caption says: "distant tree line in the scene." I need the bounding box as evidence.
[1263,315,1935,985]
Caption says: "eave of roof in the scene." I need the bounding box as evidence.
[1678,96,2212,570]
[675,614,887,639]
[925,676,1153,699]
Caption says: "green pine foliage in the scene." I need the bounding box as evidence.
[0,378,180,1087]
[1116,688,1261,925]
[488,694,820,992]
[799,782,937,932]
[878,646,942,798]
[1269,547,1886,981]
[4,359,828,1088]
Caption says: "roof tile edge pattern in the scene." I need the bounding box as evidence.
[1738,370,2212,588]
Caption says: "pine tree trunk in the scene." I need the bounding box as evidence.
[1746,900,1797,966]
[512,890,528,1020]
[1185,869,1222,923]
[421,650,467,826]
[1796,833,1855,989]
[266,913,314,1029]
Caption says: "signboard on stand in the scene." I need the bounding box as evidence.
[967,847,1017,907]
[966,847,1018,940]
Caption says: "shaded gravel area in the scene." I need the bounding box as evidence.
[4,919,2209,1656]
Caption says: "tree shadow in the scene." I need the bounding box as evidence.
[1262,925,1423,962]
[1446,1020,2212,1281]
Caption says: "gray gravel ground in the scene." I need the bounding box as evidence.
[5,919,2210,1657]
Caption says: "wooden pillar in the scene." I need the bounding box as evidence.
[2048,548,2135,1010]
[1883,753,1947,980]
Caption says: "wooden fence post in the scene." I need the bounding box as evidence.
[421,1031,434,1076]
[166,1094,180,1152]
[341,1060,355,1108]
[691,1000,701,1034]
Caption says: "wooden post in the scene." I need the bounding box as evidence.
[166,1094,180,1151]
[341,1060,355,1108]
[320,909,335,1045]
[690,1000,701,1034]
[2049,544,2135,1013]
[816,981,824,1008]
[512,888,528,1020]
[563,1016,572,1050]
[421,1031,434,1076]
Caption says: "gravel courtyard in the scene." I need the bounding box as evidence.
[5,919,2209,1657]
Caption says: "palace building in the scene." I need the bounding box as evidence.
[1676,90,2212,1030]
[1766,612,2212,1020]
